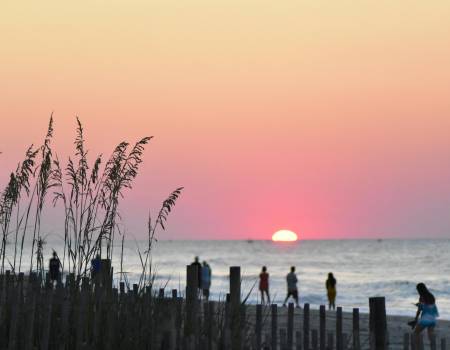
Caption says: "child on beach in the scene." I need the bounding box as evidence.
[326,272,337,310]
[259,266,270,304]
[413,283,439,346]
[283,266,300,308]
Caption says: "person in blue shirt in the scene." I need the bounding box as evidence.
[91,254,102,286]
[413,283,439,346]
[201,261,211,300]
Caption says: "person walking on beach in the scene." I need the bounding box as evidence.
[326,272,337,310]
[48,251,61,286]
[259,266,270,304]
[201,261,211,300]
[283,266,300,308]
[191,256,203,293]
[412,283,439,346]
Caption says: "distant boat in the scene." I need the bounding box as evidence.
[377,239,383,243]
[246,239,254,244]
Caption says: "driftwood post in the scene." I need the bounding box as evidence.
[369,297,387,350]
[336,307,343,350]
[288,303,294,349]
[271,304,278,350]
[230,266,241,350]
[320,305,326,350]
[303,303,310,350]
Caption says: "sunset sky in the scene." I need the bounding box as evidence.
[1,1,450,240]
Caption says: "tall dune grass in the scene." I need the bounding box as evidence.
[0,116,182,288]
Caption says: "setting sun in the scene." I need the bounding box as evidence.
[272,230,298,242]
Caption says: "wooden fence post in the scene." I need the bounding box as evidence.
[256,304,262,350]
[419,334,424,350]
[342,334,348,350]
[327,332,334,350]
[303,303,310,350]
[403,333,409,350]
[185,264,198,338]
[280,329,287,350]
[431,334,437,350]
[41,291,53,350]
[311,329,318,350]
[272,304,278,350]
[295,331,302,350]
[369,297,387,350]
[230,266,241,350]
[320,305,326,350]
[24,293,36,350]
[7,288,20,350]
[353,308,360,350]
[410,333,416,350]
[336,307,343,350]
[441,338,447,350]
[288,303,294,350]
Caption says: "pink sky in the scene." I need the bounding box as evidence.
[1,1,450,239]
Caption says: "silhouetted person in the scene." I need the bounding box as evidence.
[91,254,102,286]
[259,266,270,304]
[201,261,211,300]
[413,283,439,346]
[283,266,300,308]
[326,272,337,310]
[191,256,202,292]
[48,251,61,286]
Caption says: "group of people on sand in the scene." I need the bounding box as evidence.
[259,266,337,310]
[260,266,440,346]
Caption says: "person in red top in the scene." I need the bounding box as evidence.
[259,266,270,304]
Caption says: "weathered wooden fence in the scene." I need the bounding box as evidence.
[0,267,447,349]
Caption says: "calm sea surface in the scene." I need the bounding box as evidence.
[10,239,450,319]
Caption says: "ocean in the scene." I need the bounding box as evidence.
[9,239,450,319]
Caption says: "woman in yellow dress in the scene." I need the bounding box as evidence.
[326,272,337,310]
